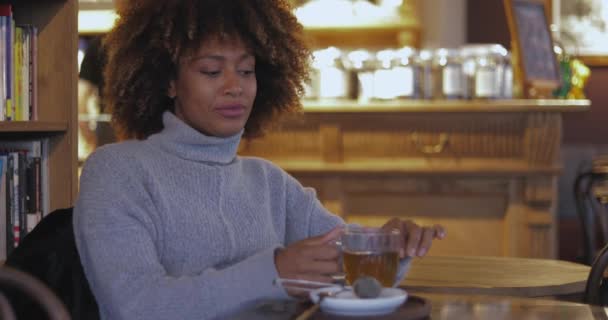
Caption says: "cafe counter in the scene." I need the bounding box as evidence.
[238,99,590,259]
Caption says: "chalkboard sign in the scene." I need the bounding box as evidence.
[504,0,560,98]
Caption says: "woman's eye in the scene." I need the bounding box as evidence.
[201,71,221,77]
[240,70,255,76]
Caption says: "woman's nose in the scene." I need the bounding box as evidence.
[223,72,243,96]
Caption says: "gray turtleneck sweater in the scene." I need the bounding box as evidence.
[74,111,344,320]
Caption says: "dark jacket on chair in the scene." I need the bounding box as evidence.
[3,207,99,319]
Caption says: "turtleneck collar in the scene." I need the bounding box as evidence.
[147,111,243,164]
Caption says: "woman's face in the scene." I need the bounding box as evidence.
[169,36,257,137]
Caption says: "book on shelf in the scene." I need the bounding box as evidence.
[29,25,37,120]
[0,156,6,260]
[0,138,48,260]
[0,15,5,121]
[0,4,37,122]
[0,4,13,121]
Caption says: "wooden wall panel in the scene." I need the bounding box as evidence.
[239,104,579,258]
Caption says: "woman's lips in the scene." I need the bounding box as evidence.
[215,105,246,118]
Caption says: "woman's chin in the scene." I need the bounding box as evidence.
[209,125,245,138]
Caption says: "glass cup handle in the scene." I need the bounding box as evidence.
[331,239,345,285]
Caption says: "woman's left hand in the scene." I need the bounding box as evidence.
[381,218,446,258]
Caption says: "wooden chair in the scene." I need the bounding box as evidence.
[4,207,99,319]
[0,266,70,320]
[574,157,608,265]
[585,242,608,305]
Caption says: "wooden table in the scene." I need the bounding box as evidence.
[232,293,608,319]
[422,293,607,320]
[401,255,592,297]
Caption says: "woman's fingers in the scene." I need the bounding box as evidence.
[385,220,446,257]
[404,221,422,257]
[279,221,446,298]
[433,224,447,239]
[417,227,435,256]
[311,244,340,260]
[276,231,343,298]
[304,226,344,246]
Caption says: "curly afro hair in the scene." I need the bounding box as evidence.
[104,0,310,140]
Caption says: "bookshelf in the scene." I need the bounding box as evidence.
[3,0,78,211]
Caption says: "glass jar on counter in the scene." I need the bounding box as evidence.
[432,48,465,100]
[343,49,376,103]
[392,47,422,99]
[418,49,434,100]
[311,47,350,100]
[373,48,425,100]
[503,51,513,99]
[472,46,500,100]
[460,47,476,100]
[488,44,512,99]
[373,49,398,100]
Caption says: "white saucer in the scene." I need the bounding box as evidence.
[309,286,408,317]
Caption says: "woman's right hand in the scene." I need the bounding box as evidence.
[274,227,343,297]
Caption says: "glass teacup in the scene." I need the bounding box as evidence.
[339,225,402,287]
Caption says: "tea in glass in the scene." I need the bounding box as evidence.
[340,226,401,287]
[343,250,399,287]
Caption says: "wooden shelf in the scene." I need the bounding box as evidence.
[273,159,562,176]
[9,0,78,212]
[77,6,420,47]
[304,20,418,33]
[301,99,591,113]
[78,2,114,11]
[303,19,419,48]
[0,121,68,133]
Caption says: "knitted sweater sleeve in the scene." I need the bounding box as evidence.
[279,168,412,284]
[282,171,345,244]
[73,149,289,320]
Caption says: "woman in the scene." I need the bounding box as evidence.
[74,1,446,319]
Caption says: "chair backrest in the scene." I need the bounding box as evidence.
[574,159,608,265]
[585,243,608,305]
[0,266,70,320]
[4,207,99,319]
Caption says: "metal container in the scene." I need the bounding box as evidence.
[460,47,477,100]
[503,51,513,99]
[343,49,376,103]
[460,44,510,100]
[432,48,464,100]
[474,47,498,99]
[311,47,350,100]
[488,44,512,99]
[373,49,398,100]
[418,49,434,100]
[393,47,421,99]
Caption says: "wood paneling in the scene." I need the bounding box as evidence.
[563,68,608,144]
[466,0,510,48]
[466,0,607,261]
[240,102,584,258]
